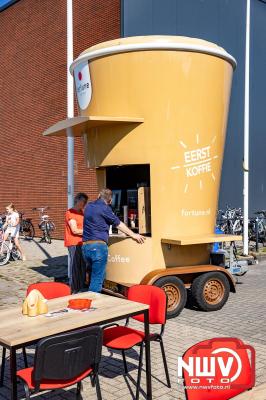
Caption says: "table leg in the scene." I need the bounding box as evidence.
[10,348,17,400]
[144,309,152,400]
[1,347,6,386]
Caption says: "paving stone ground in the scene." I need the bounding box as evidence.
[0,239,266,399]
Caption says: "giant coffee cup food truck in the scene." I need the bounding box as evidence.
[45,36,241,318]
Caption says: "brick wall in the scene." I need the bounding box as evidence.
[0,0,120,239]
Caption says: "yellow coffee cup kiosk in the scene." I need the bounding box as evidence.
[44,36,241,318]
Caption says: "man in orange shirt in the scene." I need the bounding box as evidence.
[64,193,88,293]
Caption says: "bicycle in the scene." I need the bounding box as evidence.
[0,230,21,266]
[248,210,266,246]
[19,211,35,240]
[32,207,56,244]
[217,206,243,235]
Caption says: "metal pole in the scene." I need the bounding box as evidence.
[67,0,74,209]
[243,0,250,255]
[255,217,259,252]
[67,0,74,280]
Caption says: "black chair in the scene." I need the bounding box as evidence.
[17,326,103,399]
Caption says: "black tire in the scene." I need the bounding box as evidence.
[45,233,52,244]
[11,247,21,261]
[154,276,187,319]
[191,272,230,312]
[21,221,35,240]
[49,221,56,231]
[0,242,10,266]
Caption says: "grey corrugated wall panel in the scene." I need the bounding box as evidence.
[122,0,266,215]
[249,0,266,213]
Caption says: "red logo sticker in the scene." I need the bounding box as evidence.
[178,338,255,399]
[78,71,82,81]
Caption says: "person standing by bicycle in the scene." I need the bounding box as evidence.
[2,203,26,261]
[64,192,88,293]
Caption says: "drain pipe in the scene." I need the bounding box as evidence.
[67,0,74,280]
[67,0,74,209]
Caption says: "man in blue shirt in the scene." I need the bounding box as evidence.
[82,188,145,292]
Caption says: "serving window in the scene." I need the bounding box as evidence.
[106,164,151,236]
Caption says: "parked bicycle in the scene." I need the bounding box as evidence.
[32,207,56,244]
[19,212,35,240]
[248,210,266,246]
[0,230,21,266]
[217,206,266,248]
[217,206,243,235]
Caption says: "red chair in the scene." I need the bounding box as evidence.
[17,326,103,399]
[182,338,255,400]
[0,282,71,387]
[103,285,171,399]
[26,281,71,299]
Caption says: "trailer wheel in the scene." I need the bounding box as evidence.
[191,272,230,312]
[154,276,187,319]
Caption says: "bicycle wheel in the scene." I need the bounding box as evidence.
[48,221,56,231]
[21,221,35,240]
[248,226,254,242]
[43,223,51,244]
[11,246,21,261]
[258,220,264,235]
[0,242,10,266]
[44,233,51,244]
[233,220,242,235]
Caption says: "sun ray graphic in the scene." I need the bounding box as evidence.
[212,135,217,144]
[179,140,187,149]
[184,183,189,193]
[199,180,203,190]
[212,173,216,181]
[196,134,199,145]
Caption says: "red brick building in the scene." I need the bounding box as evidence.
[0,0,120,238]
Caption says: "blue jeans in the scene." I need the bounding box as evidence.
[82,243,108,293]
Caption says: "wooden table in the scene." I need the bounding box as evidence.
[233,383,266,399]
[0,292,151,400]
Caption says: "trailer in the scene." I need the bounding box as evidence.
[44,36,241,318]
